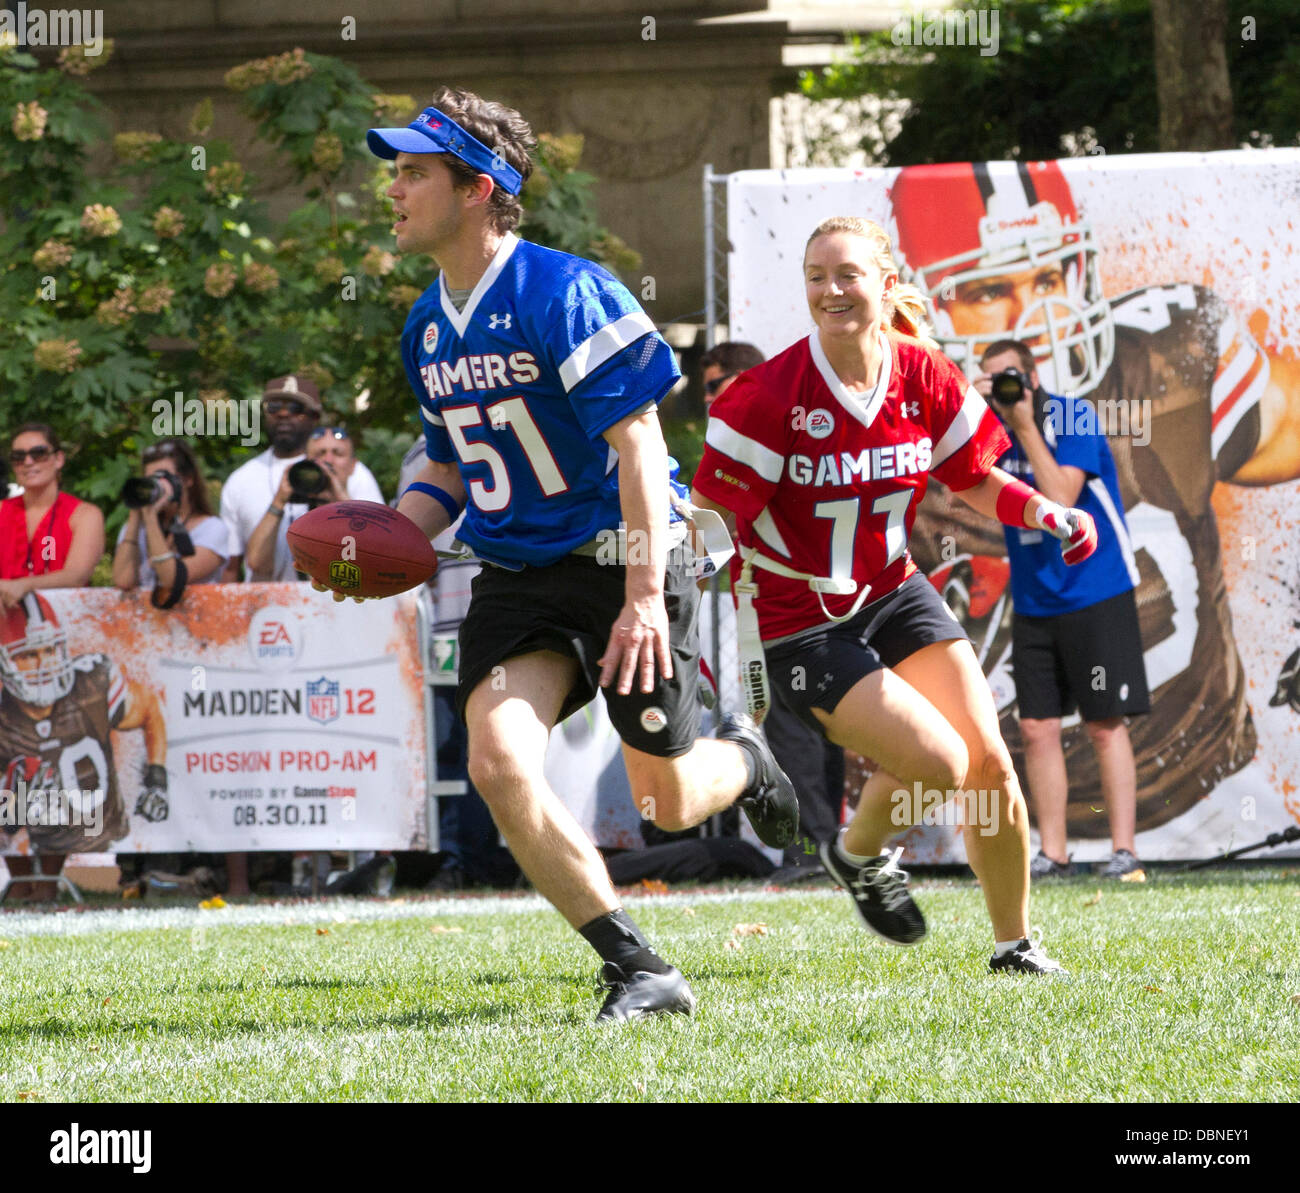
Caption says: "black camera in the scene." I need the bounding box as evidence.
[287,459,332,505]
[121,471,183,510]
[990,368,1032,404]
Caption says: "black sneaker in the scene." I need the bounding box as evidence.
[819,841,927,945]
[594,963,696,1024]
[1029,850,1074,879]
[1100,849,1145,879]
[717,714,799,850]
[989,938,1067,976]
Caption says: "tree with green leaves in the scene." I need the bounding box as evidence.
[799,0,1299,166]
[1,41,640,552]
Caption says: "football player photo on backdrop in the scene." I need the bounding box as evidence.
[0,593,168,858]
[890,160,1300,836]
[725,152,1300,860]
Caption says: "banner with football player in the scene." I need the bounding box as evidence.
[725,149,1300,863]
[0,586,428,854]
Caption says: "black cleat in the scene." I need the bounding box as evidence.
[820,841,927,945]
[717,713,799,850]
[594,963,696,1023]
[989,938,1067,976]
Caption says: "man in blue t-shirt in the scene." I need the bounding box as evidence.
[329,87,796,1023]
[978,339,1149,880]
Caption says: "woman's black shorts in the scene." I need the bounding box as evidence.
[764,570,969,733]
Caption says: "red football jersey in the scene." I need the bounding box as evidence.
[694,331,1010,640]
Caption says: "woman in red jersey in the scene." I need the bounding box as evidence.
[693,217,1097,974]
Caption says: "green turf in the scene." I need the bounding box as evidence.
[1,870,1297,1102]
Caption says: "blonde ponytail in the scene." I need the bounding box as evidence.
[887,282,937,347]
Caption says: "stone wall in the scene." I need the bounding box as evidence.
[82,2,807,325]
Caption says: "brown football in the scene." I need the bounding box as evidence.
[286,501,437,598]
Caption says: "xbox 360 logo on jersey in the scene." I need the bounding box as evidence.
[329,560,361,590]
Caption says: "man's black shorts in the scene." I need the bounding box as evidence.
[764,570,969,733]
[456,550,701,758]
[1011,587,1151,721]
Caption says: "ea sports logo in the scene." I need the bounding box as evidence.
[248,607,304,673]
[640,706,667,734]
[806,408,835,440]
[423,322,439,353]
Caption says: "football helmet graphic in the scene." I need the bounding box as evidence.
[0,593,75,706]
[890,160,1115,396]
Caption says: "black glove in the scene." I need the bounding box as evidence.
[136,762,169,823]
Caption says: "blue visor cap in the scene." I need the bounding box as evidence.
[366,107,524,196]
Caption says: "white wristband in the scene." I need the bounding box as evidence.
[150,552,177,564]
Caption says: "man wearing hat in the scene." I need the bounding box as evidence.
[344,86,796,1023]
[219,374,382,581]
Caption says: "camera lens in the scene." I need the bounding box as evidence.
[288,460,329,497]
[992,370,1026,403]
[121,477,159,509]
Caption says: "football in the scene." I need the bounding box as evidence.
[286,501,437,598]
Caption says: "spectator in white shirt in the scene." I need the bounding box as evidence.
[219,377,382,581]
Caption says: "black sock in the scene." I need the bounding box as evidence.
[579,909,671,975]
[729,740,760,795]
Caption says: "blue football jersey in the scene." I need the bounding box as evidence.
[400,234,680,568]
[998,395,1141,617]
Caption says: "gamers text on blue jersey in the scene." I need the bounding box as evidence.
[401,233,680,569]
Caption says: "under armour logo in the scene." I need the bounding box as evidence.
[901,400,920,418]
[489,313,512,330]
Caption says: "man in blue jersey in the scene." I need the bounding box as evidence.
[978,339,1149,880]
[359,87,796,1022]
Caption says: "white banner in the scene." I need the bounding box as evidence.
[726,151,1300,862]
[1,585,428,855]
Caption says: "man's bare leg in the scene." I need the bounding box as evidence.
[621,739,747,830]
[1020,716,1070,864]
[464,650,695,1021]
[1086,717,1138,855]
[464,650,618,928]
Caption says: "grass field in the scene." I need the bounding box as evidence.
[1,869,1297,1102]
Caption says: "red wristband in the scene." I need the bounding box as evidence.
[994,478,1037,529]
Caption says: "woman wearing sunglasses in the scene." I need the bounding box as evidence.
[112,439,227,605]
[0,423,105,609]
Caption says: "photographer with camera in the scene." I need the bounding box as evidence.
[978,339,1148,880]
[243,448,351,581]
[112,439,228,605]
[219,375,324,582]
[306,425,383,501]
[245,427,384,580]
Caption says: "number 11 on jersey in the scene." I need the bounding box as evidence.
[814,489,912,577]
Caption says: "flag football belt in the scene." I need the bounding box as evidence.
[570,518,690,560]
[733,546,875,725]
[452,506,731,576]
[567,498,733,582]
